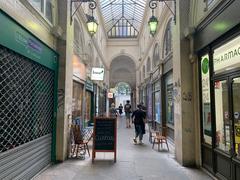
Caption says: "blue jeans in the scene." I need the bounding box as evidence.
[135,124,143,141]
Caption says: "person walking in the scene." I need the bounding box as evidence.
[132,104,146,144]
[118,103,123,116]
[110,103,118,118]
[124,100,132,128]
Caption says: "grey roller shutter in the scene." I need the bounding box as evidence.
[0,46,55,179]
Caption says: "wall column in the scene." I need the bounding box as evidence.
[173,0,196,166]
[55,0,73,161]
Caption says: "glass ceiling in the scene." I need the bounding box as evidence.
[100,0,146,38]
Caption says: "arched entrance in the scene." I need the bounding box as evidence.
[114,82,131,112]
[110,55,136,109]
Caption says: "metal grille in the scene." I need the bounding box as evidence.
[0,45,54,153]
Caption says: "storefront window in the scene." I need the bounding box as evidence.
[85,91,92,127]
[201,55,212,145]
[214,80,231,152]
[153,81,161,123]
[143,86,147,105]
[29,0,53,23]
[72,81,83,127]
[165,73,174,125]
[233,77,240,158]
[147,84,152,121]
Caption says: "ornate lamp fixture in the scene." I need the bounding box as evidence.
[70,0,98,36]
[148,0,176,36]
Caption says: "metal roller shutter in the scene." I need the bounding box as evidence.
[0,46,54,179]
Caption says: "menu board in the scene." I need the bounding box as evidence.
[95,120,115,150]
[92,117,117,162]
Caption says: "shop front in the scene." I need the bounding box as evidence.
[199,31,240,180]
[0,11,58,179]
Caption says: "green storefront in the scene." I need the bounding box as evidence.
[0,10,58,179]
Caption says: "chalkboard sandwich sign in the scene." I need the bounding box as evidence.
[92,117,117,163]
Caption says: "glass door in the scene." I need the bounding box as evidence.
[214,79,232,153]
[214,76,240,156]
[213,74,240,180]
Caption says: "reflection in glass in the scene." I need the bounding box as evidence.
[215,80,231,152]
[233,77,240,158]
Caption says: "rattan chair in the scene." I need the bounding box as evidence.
[71,125,91,157]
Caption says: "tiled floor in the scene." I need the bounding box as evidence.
[34,116,212,180]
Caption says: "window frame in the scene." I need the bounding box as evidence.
[27,0,54,25]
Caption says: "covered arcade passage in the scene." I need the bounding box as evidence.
[1,0,240,179]
[109,55,137,109]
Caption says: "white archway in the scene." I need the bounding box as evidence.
[109,55,136,89]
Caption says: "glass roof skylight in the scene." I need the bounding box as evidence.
[100,0,146,38]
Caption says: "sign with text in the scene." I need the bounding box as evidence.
[91,68,104,81]
[92,117,117,162]
[214,35,240,72]
[107,92,113,98]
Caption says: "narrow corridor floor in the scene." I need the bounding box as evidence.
[34,116,212,180]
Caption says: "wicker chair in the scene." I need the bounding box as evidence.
[71,125,91,157]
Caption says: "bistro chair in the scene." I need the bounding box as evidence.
[71,125,91,157]
[152,126,169,151]
[147,120,157,143]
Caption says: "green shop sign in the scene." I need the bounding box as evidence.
[202,57,209,74]
[0,10,58,71]
[86,80,94,92]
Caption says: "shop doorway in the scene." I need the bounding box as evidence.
[213,72,240,180]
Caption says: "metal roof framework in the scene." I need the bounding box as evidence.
[100,0,146,38]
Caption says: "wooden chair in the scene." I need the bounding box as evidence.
[147,121,157,143]
[152,127,169,151]
[71,125,91,157]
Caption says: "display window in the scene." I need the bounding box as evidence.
[214,80,230,152]
[200,54,212,145]
[72,81,83,127]
[147,84,152,120]
[153,80,161,123]
[165,72,174,126]
[85,91,92,126]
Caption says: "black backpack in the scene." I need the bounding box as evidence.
[124,104,131,113]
